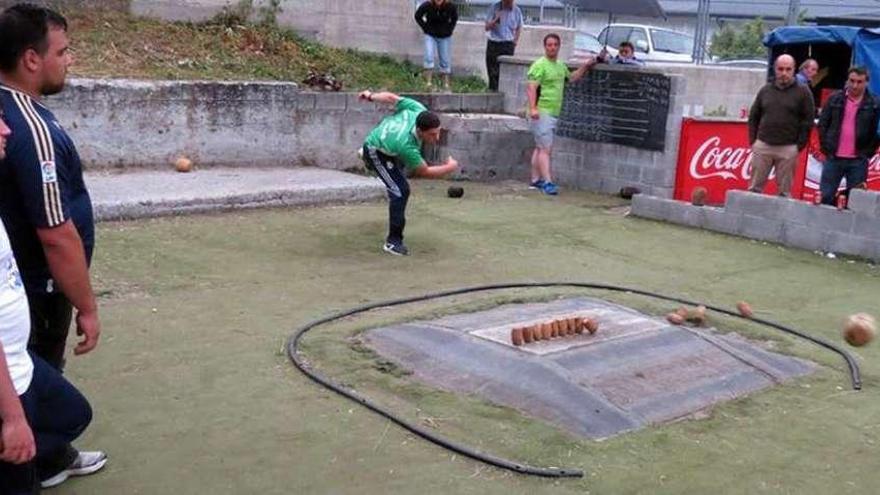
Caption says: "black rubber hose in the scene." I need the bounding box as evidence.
[286,282,862,479]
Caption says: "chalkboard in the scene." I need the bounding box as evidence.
[556,69,671,151]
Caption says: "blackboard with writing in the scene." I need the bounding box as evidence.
[556,69,671,151]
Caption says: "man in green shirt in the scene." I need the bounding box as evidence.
[359,90,459,256]
[527,33,599,195]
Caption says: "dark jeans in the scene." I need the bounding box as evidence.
[27,291,73,372]
[362,145,411,244]
[0,355,91,495]
[486,40,515,91]
[820,156,868,205]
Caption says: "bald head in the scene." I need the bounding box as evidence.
[775,54,796,86]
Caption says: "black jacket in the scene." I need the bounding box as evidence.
[415,1,458,39]
[818,89,880,158]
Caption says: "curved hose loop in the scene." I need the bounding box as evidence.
[286,282,862,479]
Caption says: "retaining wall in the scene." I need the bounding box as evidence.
[631,189,880,261]
[49,79,503,170]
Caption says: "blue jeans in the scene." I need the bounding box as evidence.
[0,354,92,494]
[819,157,868,205]
[423,35,451,74]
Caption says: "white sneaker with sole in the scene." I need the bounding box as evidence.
[41,451,108,489]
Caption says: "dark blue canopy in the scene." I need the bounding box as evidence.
[763,26,860,47]
[764,26,880,95]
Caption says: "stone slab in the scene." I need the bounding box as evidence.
[365,297,816,440]
[87,167,385,221]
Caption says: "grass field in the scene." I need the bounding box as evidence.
[54,182,879,494]
[62,8,487,93]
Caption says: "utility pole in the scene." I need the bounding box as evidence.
[786,0,801,25]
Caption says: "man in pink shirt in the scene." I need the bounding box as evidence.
[817,66,880,205]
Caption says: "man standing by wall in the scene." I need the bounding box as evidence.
[0,3,106,487]
[527,33,599,195]
[817,66,880,205]
[747,54,815,196]
[484,0,523,91]
[415,0,458,92]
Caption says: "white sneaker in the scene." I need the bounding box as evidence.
[41,450,108,489]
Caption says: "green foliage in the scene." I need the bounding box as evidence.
[710,18,769,60]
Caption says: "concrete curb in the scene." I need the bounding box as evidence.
[87,167,385,222]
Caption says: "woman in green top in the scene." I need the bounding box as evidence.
[359,90,459,256]
[526,33,599,195]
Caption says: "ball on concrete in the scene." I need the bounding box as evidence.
[447,186,464,198]
[691,186,708,206]
[843,313,876,347]
[666,312,685,325]
[174,156,193,173]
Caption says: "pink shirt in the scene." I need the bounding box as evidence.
[836,94,862,158]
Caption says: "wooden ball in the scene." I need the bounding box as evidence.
[666,312,685,325]
[511,328,524,346]
[737,301,753,318]
[175,156,193,173]
[843,313,876,347]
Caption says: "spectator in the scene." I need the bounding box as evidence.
[527,33,600,195]
[0,3,107,488]
[796,58,819,86]
[747,54,815,196]
[358,90,459,256]
[0,116,100,494]
[415,0,458,92]
[817,66,880,205]
[484,0,523,91]
[601,41,645,66]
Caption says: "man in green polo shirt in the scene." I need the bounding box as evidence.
[359,90,459,256]
[527,33,599,195]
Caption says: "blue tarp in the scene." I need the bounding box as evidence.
[764,26,880,95]
[763,26,860,47]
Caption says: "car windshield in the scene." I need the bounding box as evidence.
[575,33,603,53]
[650,29,694,54]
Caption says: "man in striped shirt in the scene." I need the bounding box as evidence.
[0,4,106,488]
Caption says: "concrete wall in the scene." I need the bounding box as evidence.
[49,78,503,170]
[497,57,686,197]
[653,63,766,119]
[0,0,128,9]
[631,190,880,261]
[131,0,574,79]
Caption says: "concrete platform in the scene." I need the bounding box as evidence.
[365,297,816,440]
[86,167,385,221]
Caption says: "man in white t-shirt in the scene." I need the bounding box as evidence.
[0,111,104,493]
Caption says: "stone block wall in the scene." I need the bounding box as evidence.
[631,189,880,261]
[48,78,504,170]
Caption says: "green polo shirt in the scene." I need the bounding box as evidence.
[364,97,428,170]
[527,56,570,117]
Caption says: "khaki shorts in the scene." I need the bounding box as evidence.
[530,113,558,149]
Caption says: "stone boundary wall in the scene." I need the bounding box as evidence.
[0,0,128,9]
[48,78,503,170]
[497,57,686,198]
[631,190,880,261]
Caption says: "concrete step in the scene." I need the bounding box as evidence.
[86,167,384,222]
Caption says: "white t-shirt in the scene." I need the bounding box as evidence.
[0,220,33,395]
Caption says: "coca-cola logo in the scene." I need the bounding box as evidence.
[689,136,758,181]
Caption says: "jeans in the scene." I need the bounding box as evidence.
[423,35,451,74]
[486,40,515,91]
[362,145,411,244]
[27,291,73,372]
[819,156,868,205]
[0,354,92,494]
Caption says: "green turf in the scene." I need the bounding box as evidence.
[60,182,879,494]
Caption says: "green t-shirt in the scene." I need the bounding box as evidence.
[527,56,570,117]
[364,97,428,170]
